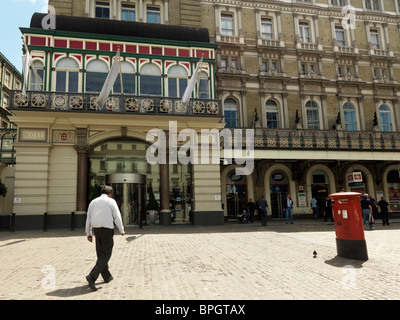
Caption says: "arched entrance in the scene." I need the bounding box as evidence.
[225,171,248,218]
[269,170,290,218]
[387,169,400,212]
[305,165,336,218]
[88,138,193,225]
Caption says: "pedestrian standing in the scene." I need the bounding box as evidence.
[283,193,294,224]
[246,198,256,223]
[324,197,333,222]
[311,196,319,220]
[377,196,390,226]
[257,196,269,226]
[85,185,125,291]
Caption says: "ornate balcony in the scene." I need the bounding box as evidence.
[9,91,222,117]
[224,128,400,152]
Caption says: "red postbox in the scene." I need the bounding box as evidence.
[329,192,368,260]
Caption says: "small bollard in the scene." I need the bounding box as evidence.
[43,212,48,232]
[71,211,75,231]
[10,213,15,232]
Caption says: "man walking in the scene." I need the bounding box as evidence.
[377,196,390,226]
[257,196,269,226]
[85,185,125,291]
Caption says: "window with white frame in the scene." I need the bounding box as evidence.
[331,0,348,5]
[379,104,393,132]
[224,98,238,127]
[147,5,160,23]
[4,71,11,88]
[121,3,136,21]
[343,102,357,131]
[198,71,210,99]
[299,22,311,43]
[86,59,108,92]
[114,61,136,94]
[335,25,346,47]
[167,65,188,98]
[364,0,381,10]
[56,57,79,93]
[372,61,390,80]
[261,18,273,40]
[95,1,110,19]
[221,13,234,36]
[140,63,161,95]
[370,28,380,49]
[29,60,44,91]
[305,100,320,129]
[337,58,356,77]
[266,100,279,128]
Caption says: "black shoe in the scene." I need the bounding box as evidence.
[104,276,114,283]
[86,275,98,291]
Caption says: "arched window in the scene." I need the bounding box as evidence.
[113,61,136,94]
[140,63,161,96]
[305,101,320,129]
[167,65,187,98]
[343,102,357,131]
[86,59,108,92]
[198,71,209,99]
[56,58,79,93]
[266,100,279,128]
[224,98,238,127]
[29,61,44,91]
[379,104,393,132]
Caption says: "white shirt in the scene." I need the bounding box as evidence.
[85,194,125,235]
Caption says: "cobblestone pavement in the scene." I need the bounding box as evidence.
[0,219,399,300]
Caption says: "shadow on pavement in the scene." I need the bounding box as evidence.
[46,284,99,298]
[324,255,366,269]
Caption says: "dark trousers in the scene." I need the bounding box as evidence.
[89,227,114,282]
[381,211,389,225]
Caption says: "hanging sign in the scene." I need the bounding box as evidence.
[348,171,363,184]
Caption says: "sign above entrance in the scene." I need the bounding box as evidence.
[229,173,243,182]
[271,172,285,182]
[348,171,363,184]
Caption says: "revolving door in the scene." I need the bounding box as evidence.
[106,173,147,226]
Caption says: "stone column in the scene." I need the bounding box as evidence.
[159,148,171,225]
[74,145,90,212]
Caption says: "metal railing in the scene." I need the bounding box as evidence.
[224,128,400,152]
[9,90,223,117]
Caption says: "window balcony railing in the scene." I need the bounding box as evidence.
[8,91,222,117]
[223,128,400,152]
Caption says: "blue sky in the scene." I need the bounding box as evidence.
[0,0,49,73]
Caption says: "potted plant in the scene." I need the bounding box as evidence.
[373,112,379,132]
[334,111,342,130]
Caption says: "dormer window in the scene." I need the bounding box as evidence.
[95,1,110,19]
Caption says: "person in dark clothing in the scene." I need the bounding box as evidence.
[361,194,373,230]
[377,196,390,226]
[246,198,256,223]
[257,196,269,226]
[323,197,333,222]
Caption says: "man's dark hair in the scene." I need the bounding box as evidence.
[101,185,113,195]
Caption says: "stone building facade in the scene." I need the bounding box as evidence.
[2,0,400,229]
